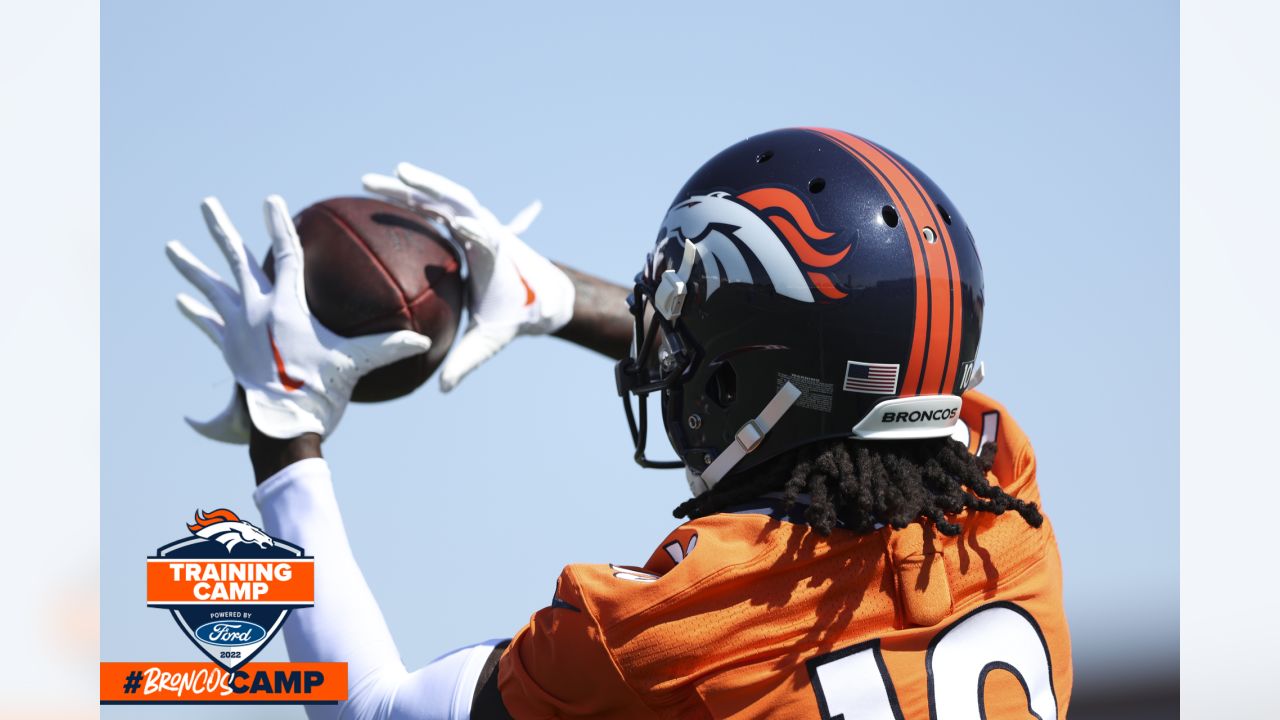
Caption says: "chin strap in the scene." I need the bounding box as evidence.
[688,381,803,495]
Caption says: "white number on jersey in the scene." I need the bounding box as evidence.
[807,601,1057,719]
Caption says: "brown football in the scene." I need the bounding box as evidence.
[263,197,464,402]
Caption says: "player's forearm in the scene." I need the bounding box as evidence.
[551,263,632,361]
[250,425,323,485]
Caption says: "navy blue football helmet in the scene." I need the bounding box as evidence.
[616,128,985,493]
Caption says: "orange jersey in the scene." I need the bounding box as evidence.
[498,391,1072,719]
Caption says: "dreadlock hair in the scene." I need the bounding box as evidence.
[672,437,1043,537]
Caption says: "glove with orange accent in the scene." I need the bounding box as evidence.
[167,195,434,442]
[362,164,574,392]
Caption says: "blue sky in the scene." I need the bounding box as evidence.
[102,1,1177,714]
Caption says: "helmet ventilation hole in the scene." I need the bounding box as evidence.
[936,203,953,225]
[756,150,774,163]
[705,363,737,408]
[923,227,937,244]
[808,178,826,193]
[881,205,900,227]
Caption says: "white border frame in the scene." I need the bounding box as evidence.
[0,0,100,715]
[1182,0,1279,715]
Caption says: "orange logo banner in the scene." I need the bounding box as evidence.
[100,662,347,704]
[146,558,315,605]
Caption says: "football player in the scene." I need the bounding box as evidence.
[168,128,1071,718]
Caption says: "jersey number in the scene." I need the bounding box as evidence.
[806,602,1057,720]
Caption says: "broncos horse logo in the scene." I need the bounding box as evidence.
[656,187,849,303]
[187,508,275,552]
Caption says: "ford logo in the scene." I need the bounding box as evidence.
[194,621,267,647]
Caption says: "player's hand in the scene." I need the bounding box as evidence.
[362,164,574,392]
[167,195,433,442]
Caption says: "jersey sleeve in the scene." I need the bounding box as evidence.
[959,390,1042,505]
[497,566,653,719]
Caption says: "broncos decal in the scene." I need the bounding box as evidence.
[656,187,849,303]
[187,508,275,552]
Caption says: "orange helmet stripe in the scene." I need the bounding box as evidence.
[806,128,962,396]
[869,145,965,396]
[805,129,931,396]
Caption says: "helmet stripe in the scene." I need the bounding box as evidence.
[834,132,955,395]
[805,129,931,396]
[868,147,964,396]
[807,128,962,396]
[875,143,962,394]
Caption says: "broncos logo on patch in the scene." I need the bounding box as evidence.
[187,508,275,552]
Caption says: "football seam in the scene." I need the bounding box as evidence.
[312,203,416,329]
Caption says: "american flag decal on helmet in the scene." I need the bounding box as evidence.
[843,360,900,395]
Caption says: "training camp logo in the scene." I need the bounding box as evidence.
[146,508,312,671]
[100,508,346,706]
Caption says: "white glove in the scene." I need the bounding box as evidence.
[168,195,434,442]
[362,164,574,392]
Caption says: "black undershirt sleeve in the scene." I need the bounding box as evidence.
[470,639,514,720]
